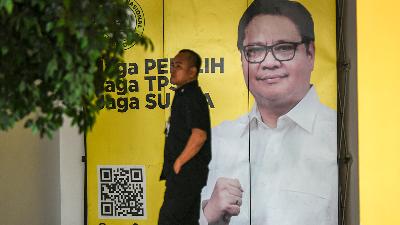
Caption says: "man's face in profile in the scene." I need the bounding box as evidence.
[241,15,315,106]
[171,52,196,87]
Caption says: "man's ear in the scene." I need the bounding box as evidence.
[307,41,315,59]
[306,41,315,70]
[190,66,198,78]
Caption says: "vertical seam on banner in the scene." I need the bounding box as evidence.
[162,0,167,123]
[246,0,252,225]
[247,59,252,225]
[163,0,165,57]
[246,1,252,224]
[246,1,252,223]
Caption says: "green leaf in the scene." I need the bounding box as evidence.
[57,18,65,27]
[4,0,13,14]
[80,36,88,49]
[64,72,73,82]
[1,46,8,55]
[46,57,58,78]
[88,49,100,60]
[63,52,73,70]
[56,32,64,46]
[63,0,71,9]
[18,82,26,92]
[46,22,54,32]
[30,123,38,134]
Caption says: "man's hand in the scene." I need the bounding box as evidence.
[203,178,243,224]
[173,158,182,174]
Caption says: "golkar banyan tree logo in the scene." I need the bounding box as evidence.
[124,0,145,49]
[103,0,145,50]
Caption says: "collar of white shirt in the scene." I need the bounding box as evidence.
[241,85,320,136]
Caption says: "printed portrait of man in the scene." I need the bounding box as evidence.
[200,1,338,225]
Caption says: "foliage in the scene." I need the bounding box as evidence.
[0,0,152,137]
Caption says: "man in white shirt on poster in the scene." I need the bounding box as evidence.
[200,1,337,225]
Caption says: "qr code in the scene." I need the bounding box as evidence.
[98,165,146,219]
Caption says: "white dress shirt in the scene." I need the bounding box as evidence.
[200,87,338,225]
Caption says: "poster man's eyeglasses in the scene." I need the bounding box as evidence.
[242,41,305,63]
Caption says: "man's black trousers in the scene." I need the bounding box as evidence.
[158,174,203,225]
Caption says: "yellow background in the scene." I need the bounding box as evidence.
[87,0,337,224]
[358,0,400,224]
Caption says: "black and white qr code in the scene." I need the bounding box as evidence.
[98,165,146,219]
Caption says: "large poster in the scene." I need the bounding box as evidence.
[87,0,337,225]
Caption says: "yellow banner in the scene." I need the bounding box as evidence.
[87,0,336,224]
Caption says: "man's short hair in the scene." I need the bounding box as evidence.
[179,49,202,76]
[237,0,315,50]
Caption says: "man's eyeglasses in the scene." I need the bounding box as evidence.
[241,41,304,63]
